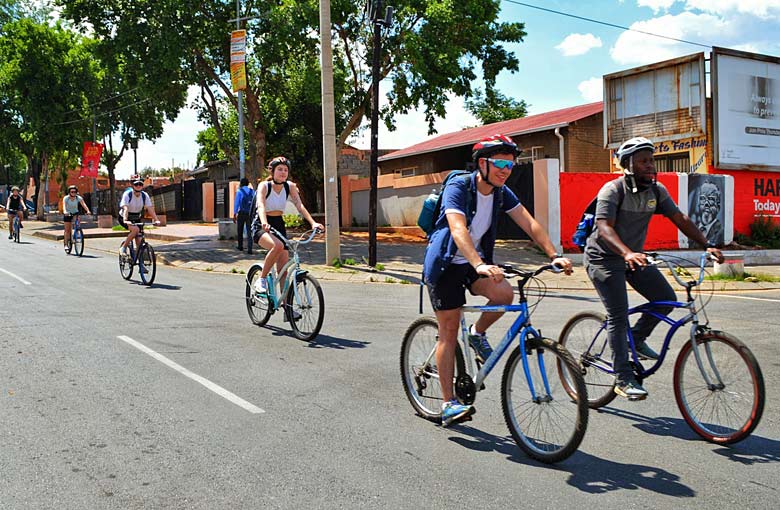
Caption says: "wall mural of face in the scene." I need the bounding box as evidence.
[697,182,721,226]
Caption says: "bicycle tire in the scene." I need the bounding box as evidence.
[400,317,466,424]
[13,218,20,243]
[245,265,272,326]
[558,311,618,409]
[286,273,324,341]
[138,244,156,286]
[674,330,765,444]
[73,228,84,256]
[119,247,133,280]
[501,337,589,463]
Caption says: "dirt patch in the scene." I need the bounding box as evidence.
[340,231,427,244]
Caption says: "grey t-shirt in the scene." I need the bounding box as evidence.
[585,176,680,262]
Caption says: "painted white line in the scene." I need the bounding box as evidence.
[0,267,31,285]
[713,294,780,303]
[117,335,264,414]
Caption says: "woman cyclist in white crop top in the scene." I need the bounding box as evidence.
[252,156,323,294]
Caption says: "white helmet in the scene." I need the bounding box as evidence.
[616,137,655,170]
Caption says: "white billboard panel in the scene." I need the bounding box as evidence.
[713,47,780,170]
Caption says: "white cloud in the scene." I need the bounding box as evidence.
[610,12,728,65]
[555,33,603,57]
[637,0,676,13]
[578,78,604,102]
[684,0,780,19]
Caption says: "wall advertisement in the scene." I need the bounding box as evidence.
[713,47,780,170]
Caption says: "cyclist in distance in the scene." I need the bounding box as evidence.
[423,134,573,426]
[251,156,323,296]
[584,136,724,400]
[5,186,26,239]
[62,185,91,249]
[118,177,161,256]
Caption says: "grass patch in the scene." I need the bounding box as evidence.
[375,263,385,271]
[231,268,238,274]
[384,277,397,283]
[399,279,411,285]
[705,271,780,282]
[205,267,214,272]
[112,224,127,231]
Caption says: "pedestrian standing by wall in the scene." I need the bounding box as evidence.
[234,177,256,254]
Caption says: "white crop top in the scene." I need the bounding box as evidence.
[264,182,288,212]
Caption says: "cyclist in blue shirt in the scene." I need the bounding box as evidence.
[423,134,573,426]
[233,177,256,254]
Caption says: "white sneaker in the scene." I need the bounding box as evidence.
[254,277,267,294]
[119,246,128,256]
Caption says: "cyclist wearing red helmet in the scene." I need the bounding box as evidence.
[422,134,573,426]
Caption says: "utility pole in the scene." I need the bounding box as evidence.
[236,0,245,180]
[368,0,393,267]
[320,0,340,264]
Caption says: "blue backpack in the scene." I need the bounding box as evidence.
[417,170,472,237]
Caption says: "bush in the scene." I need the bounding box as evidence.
[283,214,303,229]
[750,215,780,248]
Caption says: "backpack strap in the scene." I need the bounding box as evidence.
[265,181,290,200]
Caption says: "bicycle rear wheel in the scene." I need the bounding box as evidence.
[558,312,617,409]
[138,244,156,286]
[400,317,466,424]
[502,337,589,463]
[674,330,765,444]
[73,229,84,256]
[286,272,324,341]
[245,265,272,326]
[119,247,133,280]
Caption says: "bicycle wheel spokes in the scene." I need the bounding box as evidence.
[501,338,588,464]
[559,312,617,409]
[119,249,133,280]
[286,273,324,341]
[73,229,84,256]
[674,332,765,444]
[139,244,156,285]
[245,265,272,326]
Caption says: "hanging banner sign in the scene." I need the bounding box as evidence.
[230,30,247,92]
[80,141,104,178]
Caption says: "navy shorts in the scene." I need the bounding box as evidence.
[427,263,480,311]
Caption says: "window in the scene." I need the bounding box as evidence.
[394,167,417,177]
[655,153,690,173]
[516,146,545,163]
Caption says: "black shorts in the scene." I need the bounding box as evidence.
[253,215,288,250]
[427,263,480,311]
[118,213,142,229]
[63,213,78,223]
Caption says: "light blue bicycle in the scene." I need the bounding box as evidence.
[401,263,589,463]
[245,227,324,341]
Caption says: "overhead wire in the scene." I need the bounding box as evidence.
[52,97,152,127]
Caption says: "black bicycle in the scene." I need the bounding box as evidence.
[118,221,156,286]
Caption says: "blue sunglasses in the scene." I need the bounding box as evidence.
[486,158,515,170]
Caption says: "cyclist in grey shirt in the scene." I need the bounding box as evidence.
[584,137,723,400]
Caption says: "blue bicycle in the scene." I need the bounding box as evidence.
[558,253,765,444]
[64,213,84,256]
[400,264,589,464]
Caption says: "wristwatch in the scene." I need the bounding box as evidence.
[549,252,562,261]
[705,243,720,249]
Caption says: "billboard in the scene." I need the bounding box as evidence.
[604,53,706,149]
[712,47,780,171]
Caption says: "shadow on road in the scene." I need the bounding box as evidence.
[259,325,370,349]
[142,283,182,291]
[598,406,779,465]
[446,426,695,497]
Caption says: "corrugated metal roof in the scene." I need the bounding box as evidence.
[379,102,603,162]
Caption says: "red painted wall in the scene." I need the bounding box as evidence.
[560,172,681,252]
[711,168,780,235]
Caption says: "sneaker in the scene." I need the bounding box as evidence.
[441,399,476,427]
[467,325,493,363]
[8,235,12,239]
[253,276,267,295]
[614,380,648,400]
[119,246,128,256]
[635,341,659,360]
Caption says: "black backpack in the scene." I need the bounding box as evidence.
[572,181,658,250]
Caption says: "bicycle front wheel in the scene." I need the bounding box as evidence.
[559,312,617,409]
[245,265,272,326]
[501,337,589,463]
[674,331,765,444]
[138,244,156,286]
[13,218,20,243]
[286,272,324,341]
[400,317,466,424]
[73,229,84,256]
[119,249,133,280]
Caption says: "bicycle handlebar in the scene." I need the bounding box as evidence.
[268,226,322,248]
[645,252,714,287]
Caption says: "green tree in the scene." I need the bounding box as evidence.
[58,0,526,177]
[465,88,528,125]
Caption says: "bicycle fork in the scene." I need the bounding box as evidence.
[688,323,726,391]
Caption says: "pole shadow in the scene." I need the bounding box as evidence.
[259,324,370,349]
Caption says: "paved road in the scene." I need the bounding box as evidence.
[1,236,778,509]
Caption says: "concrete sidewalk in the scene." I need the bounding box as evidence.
[7,218,780,292]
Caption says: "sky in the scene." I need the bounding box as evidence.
[114,0,780,178]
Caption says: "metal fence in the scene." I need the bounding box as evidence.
[85,179,206,221]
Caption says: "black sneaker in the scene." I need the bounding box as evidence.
[635,342,659,360]
[615,380,648,400]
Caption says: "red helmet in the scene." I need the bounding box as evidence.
[472,134,520,162]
